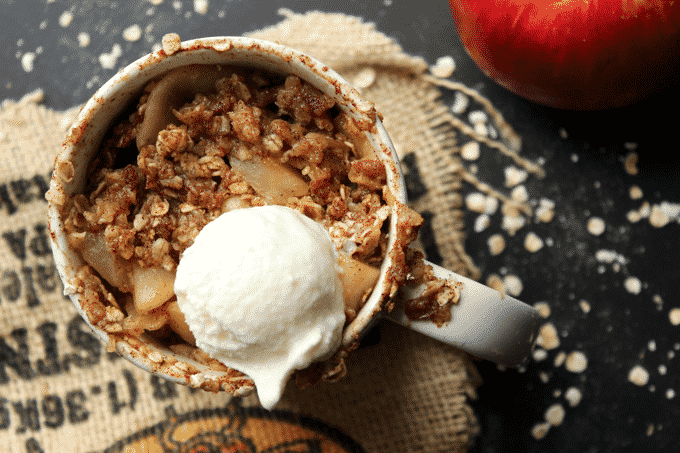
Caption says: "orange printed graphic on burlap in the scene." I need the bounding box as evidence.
[99,401,366,453]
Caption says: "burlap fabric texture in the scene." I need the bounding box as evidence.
[0,9,542,453]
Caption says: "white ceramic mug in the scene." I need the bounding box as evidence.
[47,36,541,394]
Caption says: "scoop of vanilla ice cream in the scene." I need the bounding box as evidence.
[174,205,345,409]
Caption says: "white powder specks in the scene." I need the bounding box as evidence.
[628,365,649,386]
[669,308,680,326]
[461,141,480,160]
[78,32,91,48]
[624,277,642,295]
[565,351,588,373]
[21,53,35,72]
[524,232,544,253]
[59,11,74,27]
[587,217,606,236]
[123,24,143,42]
[564,387,582,407]
[99,44,122,69]
[430,55,456,78]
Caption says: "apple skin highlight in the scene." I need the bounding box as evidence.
[449,0,680,110]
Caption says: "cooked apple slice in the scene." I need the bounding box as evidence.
[166,299,196,345]
[136,64,226,150]
[337,253,380,313]
[131,265,176,313]
[230,155,308,205]
[80,232,132,292]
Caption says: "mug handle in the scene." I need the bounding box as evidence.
[385,260,542,367]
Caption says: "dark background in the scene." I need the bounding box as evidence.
[1,1,678,452]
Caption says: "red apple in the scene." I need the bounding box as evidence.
[448,0,680,110]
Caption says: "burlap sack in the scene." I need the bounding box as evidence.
[0,10,542,453]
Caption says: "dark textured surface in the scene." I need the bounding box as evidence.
[1,1,678,452]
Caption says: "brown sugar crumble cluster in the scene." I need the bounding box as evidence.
[55,64,460,393]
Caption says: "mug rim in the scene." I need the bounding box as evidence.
[47,35,408,390]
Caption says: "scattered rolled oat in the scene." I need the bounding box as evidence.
[669,308,680,326]
[524,232,544,253]
[587,217,606,236]
[468,110,488,124]
[502,214,526,236]
[533,302,551,318]
[58,10,74,27]
[624,152,639,176]
[486,274,506,293]
[649,205,670,228]
[465,192,487,213]
[487,234,506,256]
[430,55,456,78]
[511,185,529,203]
[531,422,551,440]
[564,387,582,407]
[150,0,164,4]
[123,24,143,42]
[533,348,548,361]
[545,403,566,426]
[194,0,208,15]
[503,274,523,296]
[504,165,528,187]
[484,196,499,215]
[162,33,181,55]
[666,389,676,399]
[535,199,555,223]
[579,300,591,313]
[99,44,122,69]
[451,91,469,114]
[559,128,568,139]
[628,365,649,386]
[353,67,377,89]
[21,53,35,73]
[474,214,490,233]
[565,351,587,373]
[629,185,643,200]
[78,32,91,48]
[537,323,560,350]
[624,277,642,295]
[554,351,566,367]
[460,141,480,160]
